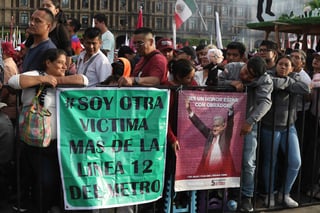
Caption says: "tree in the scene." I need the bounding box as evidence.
[308,0,320,9]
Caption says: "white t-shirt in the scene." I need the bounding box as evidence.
[101,30,115,63]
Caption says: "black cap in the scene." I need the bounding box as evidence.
[176,46,197,60]
[118,46,135,57]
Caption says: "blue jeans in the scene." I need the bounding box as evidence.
[241,124,258,197]
[261,125,301,194]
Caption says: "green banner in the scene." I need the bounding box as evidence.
[57,87,169,210]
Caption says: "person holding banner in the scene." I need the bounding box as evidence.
[185,99,235,175]
[238,56,273,212]
[8,48,88,213]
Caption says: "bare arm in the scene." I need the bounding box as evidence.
[55,74,87,86]
[18,75,57,89]
[118,76,160,86]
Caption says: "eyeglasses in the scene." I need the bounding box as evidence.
[259,48,271,53]
[133,41,145,48]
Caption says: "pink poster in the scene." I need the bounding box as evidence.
[175,90,247,191]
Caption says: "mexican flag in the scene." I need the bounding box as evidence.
[174,0,197,29]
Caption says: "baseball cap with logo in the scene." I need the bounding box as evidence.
[157,38,174,52]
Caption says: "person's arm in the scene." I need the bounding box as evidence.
[55,74,88,86]
[185,98,210,138]
[3,62,18,83]
[218,68,233,86]
[272,74,310,94]
[118,76,160,86]
[240,75,273,136]
[167,124,180,153]
[8,73,57,89]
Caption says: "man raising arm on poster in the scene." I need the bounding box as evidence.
[185,99,235,175]
[118,27,168,86]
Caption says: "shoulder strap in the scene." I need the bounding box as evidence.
[139,51,160,73]
[82,54,99,75]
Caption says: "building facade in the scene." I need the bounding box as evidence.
[0,0,309,49]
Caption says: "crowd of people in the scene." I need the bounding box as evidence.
[1,1,320,213]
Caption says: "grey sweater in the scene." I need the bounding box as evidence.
[245,73,273,125]
[262,71,310,130]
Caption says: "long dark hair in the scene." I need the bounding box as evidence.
[170,59,195,81]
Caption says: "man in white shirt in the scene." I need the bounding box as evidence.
[94,13,115,63]
[76,27,112,87]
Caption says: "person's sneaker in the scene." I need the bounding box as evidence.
[239,197,253,212]
[12,204,28,212]
[264,193,275,207]
[284,195,298,208]
[278,193,298,208]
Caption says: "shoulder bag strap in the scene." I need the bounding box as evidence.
[83,54,99,75]
[138,52,160,74]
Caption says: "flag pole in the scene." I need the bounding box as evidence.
[215,12,223,49]
[192,0,208,31]
[9,16,14,42]
[173,21,177,50]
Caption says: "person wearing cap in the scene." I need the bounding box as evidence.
[175,46,197,62]
[117,45,138,70]
[157,38,175,62]
[118,45,135,59]
[118,27,168,86]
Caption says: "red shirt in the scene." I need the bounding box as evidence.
[132,50,168,84]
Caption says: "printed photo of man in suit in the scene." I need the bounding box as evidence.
[185,99,235,176]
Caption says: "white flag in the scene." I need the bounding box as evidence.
[125,33,129,46]
[215,12,223,49]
